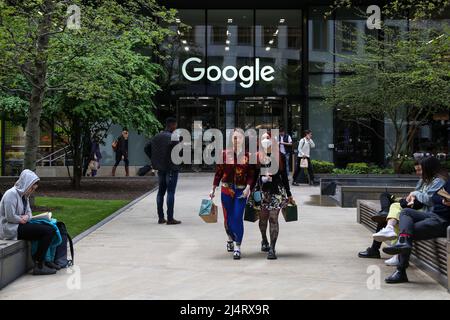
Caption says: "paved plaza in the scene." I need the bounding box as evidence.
[1,173,449,300]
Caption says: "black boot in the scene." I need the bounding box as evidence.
[261,240,270,252]
[358,247,381,259]
[385,268,409,284]
[33,262,57,276]
[370,211,388,224]
[383,235,412,255]
[267,247,277,260]
[45,261,61,271]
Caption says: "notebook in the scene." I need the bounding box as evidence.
[30,212,52,221]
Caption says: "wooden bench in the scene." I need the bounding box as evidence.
[0,240,33,290]
[357,200,450,291]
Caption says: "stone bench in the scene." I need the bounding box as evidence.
[332,186,413,208]
[357,199,450,291]
[0,240,33,290]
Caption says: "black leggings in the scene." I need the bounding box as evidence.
[17,223,55,264]
[114,154,129,168]
[259,208,280,249]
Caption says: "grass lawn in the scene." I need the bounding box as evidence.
[34,197,130,237]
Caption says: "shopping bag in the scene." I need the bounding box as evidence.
[199,199,218,223]
[244,203,260,222]
[300,158,308,168]
[282,203,298,222]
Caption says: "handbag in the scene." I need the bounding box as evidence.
[199,199,218,223]
[88,160,98,170]
[253,190,262,203]
[300,158,309,168]
[112,140,118,151]
[282,203,298,222]
[244,203,260,222]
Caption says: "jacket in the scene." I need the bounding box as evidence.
[147,130,181,171]
[431,179,450,221]
[412,177,446,211]
[0,170,40,240]
[213,150,256,188]
[256,152,292,197]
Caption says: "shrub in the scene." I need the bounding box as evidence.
[396,159,416,174]
[346,162,370,174]
[311,160,334,173]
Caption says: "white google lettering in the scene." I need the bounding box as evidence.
[181,57,275,88]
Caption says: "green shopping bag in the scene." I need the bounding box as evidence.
[199,199,218,223]
[282,203,298,222]
[244,203,260,222]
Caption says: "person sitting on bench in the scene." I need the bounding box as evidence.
[382,177,450,283]
[358,157,446,265]
[0,170,57,275]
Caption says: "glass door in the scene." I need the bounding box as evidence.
[176,97,219,171]
[236,98,284,130]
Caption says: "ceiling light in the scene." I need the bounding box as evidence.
[181,40,187,44]
[265,47,271,51]
[175,18,181,23]
[184,46,190,51]
[226,30,231,36]
[225,46,230,51]
[226,39,230,44]
[269,39,274,45]
[227,18,233,23]
[279,18,285,23]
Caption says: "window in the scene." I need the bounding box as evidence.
[312,20,328,51]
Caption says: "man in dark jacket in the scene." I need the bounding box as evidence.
[112,128,129,176]
[382,178,450,283]
[147,117,181,225]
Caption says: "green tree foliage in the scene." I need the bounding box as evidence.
[323,7,449,172]
[0,0,177,186]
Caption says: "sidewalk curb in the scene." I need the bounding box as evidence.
[72,187,158,244]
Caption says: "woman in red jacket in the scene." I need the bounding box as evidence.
[210,129,255,260]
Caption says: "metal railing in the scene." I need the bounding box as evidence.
[35,146,73,167]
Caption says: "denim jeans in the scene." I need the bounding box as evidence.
[157,170,179,221]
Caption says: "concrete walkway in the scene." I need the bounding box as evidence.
[1,174,449,299]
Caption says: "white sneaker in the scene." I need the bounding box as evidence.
[373,226,397,242]
[385,255,399,266]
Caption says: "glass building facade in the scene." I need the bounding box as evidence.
[0,1,448,174]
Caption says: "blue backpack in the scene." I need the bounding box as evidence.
[54,222,74,268]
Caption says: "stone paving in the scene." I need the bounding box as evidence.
[1,173,449,300]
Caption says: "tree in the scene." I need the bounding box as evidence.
[0,0,176,185]
[324,21,449,171]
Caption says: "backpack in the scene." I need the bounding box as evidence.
[54,221,74,268]
[137,164,152,176]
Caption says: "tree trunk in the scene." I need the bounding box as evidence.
[71,119,83,189]
[23,1,53,171]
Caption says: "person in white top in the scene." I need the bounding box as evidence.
[293,129,315,185]
[278,127,293,174]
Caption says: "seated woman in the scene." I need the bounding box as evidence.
[382,177,450,283]
[0,169,57,275]
[358,157,446,265]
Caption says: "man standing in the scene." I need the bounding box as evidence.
[293,129,315,186]
[279,127,293,174]
[147,117,181,225]
[112,128,129,177]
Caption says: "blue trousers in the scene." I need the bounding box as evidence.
[157,170,179,221]
[221,185,247,245]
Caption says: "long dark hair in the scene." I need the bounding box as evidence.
[420,156,448,184]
